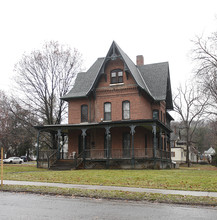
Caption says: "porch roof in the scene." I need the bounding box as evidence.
[34,119,172,134]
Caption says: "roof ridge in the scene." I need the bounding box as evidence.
[136,66,152,96]
[86,57,106,95]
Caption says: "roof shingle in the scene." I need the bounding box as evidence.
[61,42,173,109]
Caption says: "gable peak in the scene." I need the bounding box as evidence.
[106,41,122,61]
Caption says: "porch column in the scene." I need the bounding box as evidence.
[165,132,168,159]
[130,125,136,168]
[57,129,61,160]
[167,133,172,164]
[105,126,111,169]
[36,130,41,168]
[159,128,162,160]
[152,124,157,167]
[61,134,65,159]
[81,128,87,168]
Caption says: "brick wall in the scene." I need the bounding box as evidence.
[68,130,80,154]
[68,58,165,124]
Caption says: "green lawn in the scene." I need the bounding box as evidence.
[2,184,217,206]
[2,164,217,192]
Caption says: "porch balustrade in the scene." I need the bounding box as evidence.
[81,148,170,160]
[38,150,57,161]
[37,150,57,168]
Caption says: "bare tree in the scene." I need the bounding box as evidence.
[0,91,10,152]
[173,83,208,167]
[14,41,83,148]
[192,31,217,116]
[0,91,37,157]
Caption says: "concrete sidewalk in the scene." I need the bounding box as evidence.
[3,180,217,198]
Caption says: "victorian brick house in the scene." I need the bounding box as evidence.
[36,41,174,169]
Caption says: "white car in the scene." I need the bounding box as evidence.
[3,157,23,164]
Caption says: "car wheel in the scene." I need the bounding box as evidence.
[19,161,22,164]
[9,161,12,164]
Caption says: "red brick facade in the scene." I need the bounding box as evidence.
[36,42,173,169]
[68,58,166,124]
[67,58,170,166]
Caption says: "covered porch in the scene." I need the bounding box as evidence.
[35,119,172,169]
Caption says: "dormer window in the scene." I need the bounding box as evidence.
[110,69,123,84]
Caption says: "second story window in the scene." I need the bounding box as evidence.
[122,101,130,120]
[81,104,88,122]
[104,102,111,121]
[153,110,159,120]
[110,69,123,84]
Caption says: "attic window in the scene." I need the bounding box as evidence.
[110,69,123,84]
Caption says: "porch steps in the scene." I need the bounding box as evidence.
[49,159,76,170]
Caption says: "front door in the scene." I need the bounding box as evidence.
[123,133,131,158]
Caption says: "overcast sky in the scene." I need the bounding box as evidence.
[0,0,216,95]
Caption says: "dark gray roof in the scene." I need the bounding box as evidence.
[61,57,104,100]
[138,62,173,109]
[138,62,168,100]
[61,42,173,109]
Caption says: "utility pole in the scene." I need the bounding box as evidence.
[1,147,3,187]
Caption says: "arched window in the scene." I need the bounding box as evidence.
[110,69,123,84]
[122,101,130,120]
[104,102,111,121]
[81,105,88,122]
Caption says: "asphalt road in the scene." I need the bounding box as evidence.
[0,192,217,220]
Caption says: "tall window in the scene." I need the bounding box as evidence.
[81,105,88,122]
[104,102,111,121]
[122,101,130,120]
[110,69,123,84]
[153,110,159,120]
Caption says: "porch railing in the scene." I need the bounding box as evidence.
[82,148,170,160]
[48,150,58,168]
[38,150,57,168]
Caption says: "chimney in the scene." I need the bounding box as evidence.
[136,55,144,66]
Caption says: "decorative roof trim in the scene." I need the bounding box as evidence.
[86,57,106,96]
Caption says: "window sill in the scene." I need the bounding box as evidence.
[109,83,124,87]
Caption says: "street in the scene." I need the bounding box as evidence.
[0,191,217,220]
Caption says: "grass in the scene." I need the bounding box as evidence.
[1,164,217,206]
[2,164,217,192]
[1,184,217,206]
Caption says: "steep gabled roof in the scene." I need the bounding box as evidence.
[111,42,152,96]
[138,62,173,109]
[61,57,104,100]
[61,41,173,110]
